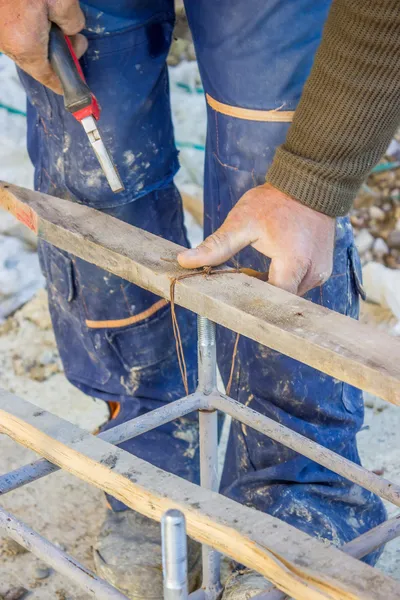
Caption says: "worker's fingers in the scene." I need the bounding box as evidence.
[178,223,252,269]
[48,0,86,36]
[15,56,63,94]
[297,265,332,297]
[68,33,89,59]
[268,257,311,295]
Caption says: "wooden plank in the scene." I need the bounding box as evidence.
[181,191,204,226]
[1,181,400,406]
[0,390,399,600]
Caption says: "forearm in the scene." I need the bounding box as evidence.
[266,0,400,217]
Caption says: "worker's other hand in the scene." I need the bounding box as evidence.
[178,183,336,296]
[0,0,87,94]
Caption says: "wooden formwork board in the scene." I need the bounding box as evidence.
[0,389,399,600]
[1,182,400,406]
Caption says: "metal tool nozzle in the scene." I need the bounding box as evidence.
[81,116,124,193]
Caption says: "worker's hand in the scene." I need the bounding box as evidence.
[0,0,87,94]
[178,183,336,296]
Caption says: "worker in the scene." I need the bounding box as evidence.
[1,0,398,597]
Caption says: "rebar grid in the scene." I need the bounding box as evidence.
[0,316,399,600]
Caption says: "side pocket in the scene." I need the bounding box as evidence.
[342,243,365,413]
[39,242,75,303]
[38,242,111,387]
[347,243,366,320]
[106,305,175,372]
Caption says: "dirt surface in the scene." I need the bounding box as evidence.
[0,291,108,599]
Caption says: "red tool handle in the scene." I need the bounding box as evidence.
[49,24,100,122]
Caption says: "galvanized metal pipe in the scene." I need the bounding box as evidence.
[199,409,222,600]
[0,393,204,495]
[162,509,189,600]
[0,506,129,600]
[0,458,59,494]
[197,315,222,600]
[211,392,400,507]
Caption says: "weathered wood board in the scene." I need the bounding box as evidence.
[0,389,399,600]
[1,182,400,406]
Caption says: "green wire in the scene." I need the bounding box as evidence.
[175,81,204,95]
[0,102,27,117]
[371,161,400,173]
[0,52,28,116]
[0,67,205,153]
[176,141,205,151]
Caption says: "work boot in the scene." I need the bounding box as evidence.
[93,509,202,599]
[222,570,280,600]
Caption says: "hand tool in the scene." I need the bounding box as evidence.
[48,24,124,193]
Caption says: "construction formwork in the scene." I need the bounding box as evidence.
[0,182,399,600]
[0,315,399,600]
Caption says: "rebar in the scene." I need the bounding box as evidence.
[197,316,222,600]
[199,409,222,600]
[0,393,204,495]
[211,392,400,507]
[0,506,129,600]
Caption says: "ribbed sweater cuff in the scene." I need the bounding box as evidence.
[266,149,357,218]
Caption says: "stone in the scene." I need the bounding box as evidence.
[387,230,400,249]
[3,589,28,600]
[355,229,374,254]
[373,238,389,258]
[33,563,50,580]
[0,538,28,557]
[369,205,385,221]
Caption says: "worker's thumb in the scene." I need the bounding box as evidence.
[49,1,86,36]
[178,224,250,269]
[69,34,89,59]
[268,257,309,295]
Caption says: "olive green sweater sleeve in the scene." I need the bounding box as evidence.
[266,0,400,217]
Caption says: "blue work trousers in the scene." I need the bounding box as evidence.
[19,0,385,563]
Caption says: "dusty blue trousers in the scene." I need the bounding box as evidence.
[19,0,385,562]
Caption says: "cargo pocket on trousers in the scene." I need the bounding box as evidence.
[39,242,111,387]
[106,305,176,372]
[347,243,366,319]
[39,242,75,304]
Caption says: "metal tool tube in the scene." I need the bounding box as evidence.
[0,394,203,495]
[211,392,400,507]
[162,509,189,600]
[0,506,129,600]
[199,409,222,600]
[197,316,217,395]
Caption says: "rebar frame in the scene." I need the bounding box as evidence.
[0,315,399,599]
